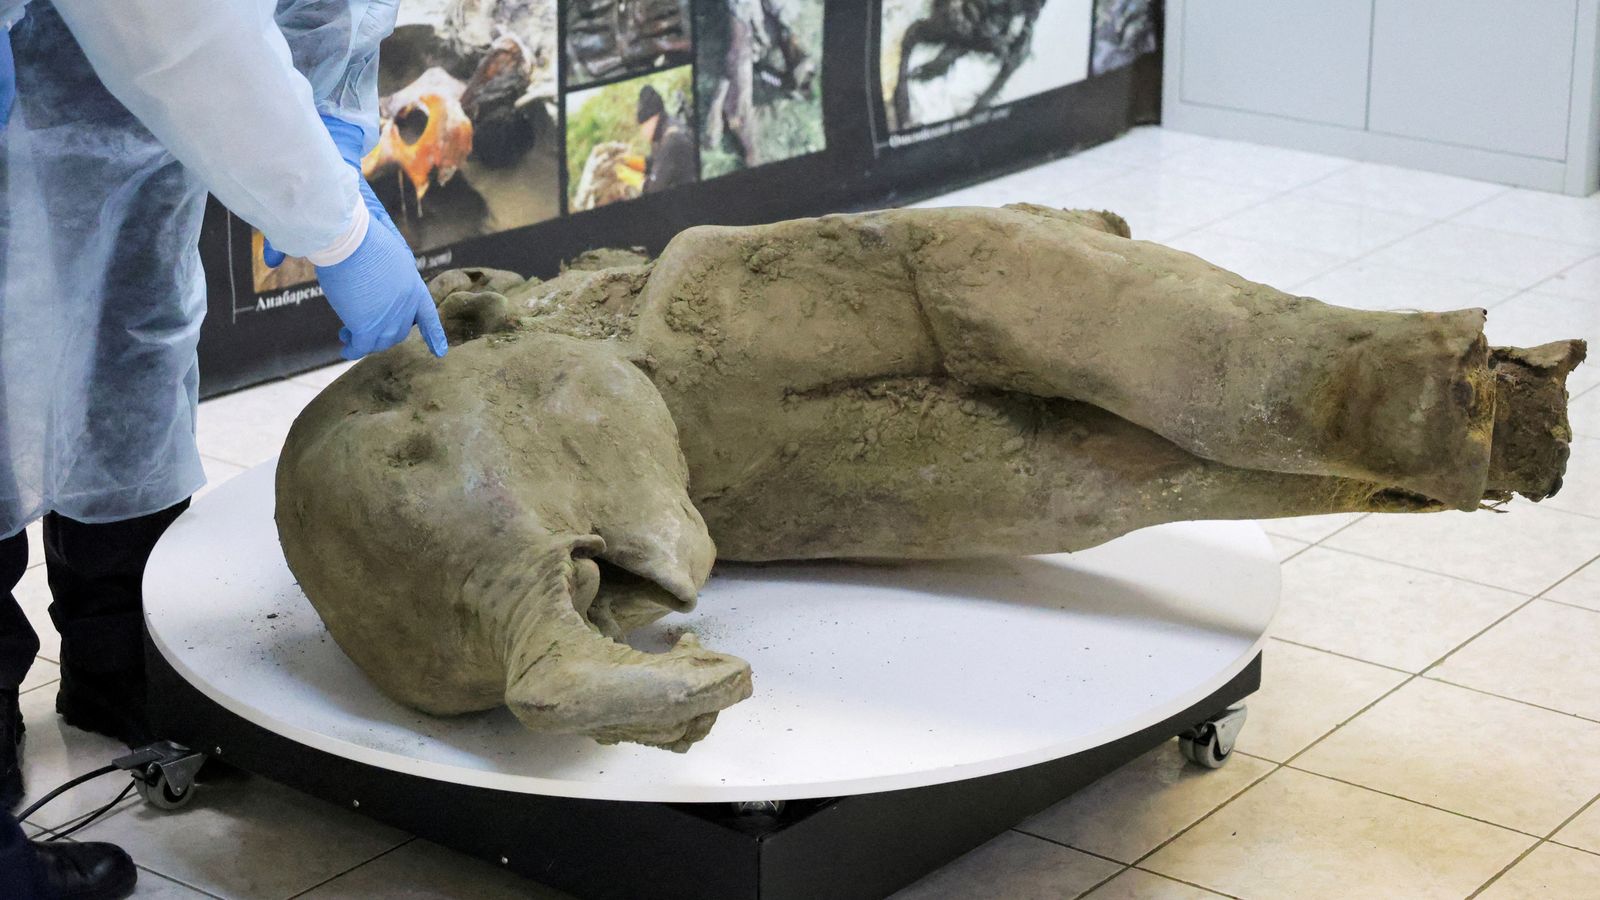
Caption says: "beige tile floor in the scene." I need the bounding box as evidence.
[12,126,1600,898]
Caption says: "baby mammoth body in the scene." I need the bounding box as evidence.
[277,204,1585,751]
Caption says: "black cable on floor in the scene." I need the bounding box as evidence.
[16,764,118,822]
[38,780,136,842]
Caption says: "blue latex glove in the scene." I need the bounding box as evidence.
[1,30,15,130]
[266,115,446,360]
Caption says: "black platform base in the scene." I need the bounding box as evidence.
[147,640,1260,900]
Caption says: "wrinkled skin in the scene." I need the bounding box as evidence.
[277,204,1586,750]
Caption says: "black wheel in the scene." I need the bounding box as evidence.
[731,800,785,817]
[1179,726,1231,769]
[136,769,195,811]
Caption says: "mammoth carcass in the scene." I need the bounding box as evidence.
[277,205,1585,752]
[570,140,646,211]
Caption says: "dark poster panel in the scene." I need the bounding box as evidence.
[198,0,1161,398]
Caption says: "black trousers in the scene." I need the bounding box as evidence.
[0,501,189,690]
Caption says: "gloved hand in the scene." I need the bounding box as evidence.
[265,115,446,360]
[315,210,448,360]
[1,30,15,130]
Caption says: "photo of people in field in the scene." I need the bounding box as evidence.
[695,0,825,179]
[565,66,698,211]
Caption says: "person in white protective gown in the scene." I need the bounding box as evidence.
[0,3,449,896]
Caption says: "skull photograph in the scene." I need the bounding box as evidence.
[275,204,1586,753]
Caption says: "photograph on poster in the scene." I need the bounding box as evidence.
[1090,0,1157,75]
[566,65,698,211]
[695,0,825,178]
[567,0,694,88]
[879,0,1093,133]
[252,0,561,293]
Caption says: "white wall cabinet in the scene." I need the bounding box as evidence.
[1164,0,1600,195]
[1180,1,1373,129]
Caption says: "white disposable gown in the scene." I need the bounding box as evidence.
[0,0,395,539]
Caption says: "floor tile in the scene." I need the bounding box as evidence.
[1060,171,1275,242]
[916,157,1135,211]
[1554,800,1600,854]
[195,456,247,501]
[1233,640,1408,763]
[16,685,132,831]
[1297,162,1509,218]
[1257,512,1365,544]
[1571,387,1600,439]
[302,838,574,899]
[890,830,1121,900]
[1366,222,1598,290]
[16,565,58,663]
[1476,842,1600,899]
[1297,679,1600,834]
[1080,868,1227,899]
[1452,188,1600,247]
[24,520,42,569]
[1070,126,1227,168]
[1547,557,1600,612]
[1322,504,1600,595]
[1483,292,1600,395]
[1165,230,1348,290]
[1429,600,1600,721]
[1206,194,1432,258]
[1143,768,1532,900]
[1294,260,1517,315]
[290,360,358,390]
[1275,548,1526,672]
[74,776,407,899]
[1267,534,1309,561]
[1537,253,1600,300]
[1019,740,1274,863]
[128,869,214,898]
[21,658,58,694]
[195,379,321,468]
[1540,435,1600,519]
[1161,140,1353,192]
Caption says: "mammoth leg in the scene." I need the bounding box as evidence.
[704,380,1467,562]
[644,207,1580,514]
[650,206,1581,511]
[898,204,1516,508]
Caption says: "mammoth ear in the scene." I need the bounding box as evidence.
[437,290,521,344]
[595,493,715,612]
[427,267,528,304]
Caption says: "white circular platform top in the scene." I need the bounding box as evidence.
[145,462,1279,803]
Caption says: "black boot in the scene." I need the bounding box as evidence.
[55,668,153,748]
[32,839,137,900]
[1,688,22,812]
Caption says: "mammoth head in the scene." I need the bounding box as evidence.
[277,316,750,752]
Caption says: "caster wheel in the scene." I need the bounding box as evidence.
[1179,728,1231,769]
[731,800,785,817]
[137,769,196,811]
[1178,704,1247,770]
